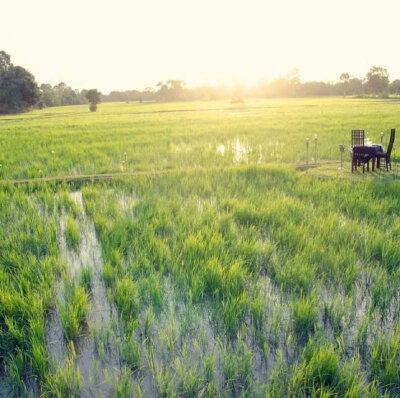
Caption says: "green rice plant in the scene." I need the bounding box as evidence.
[144,307,155,341]
[103,262,115,289]
[322,296,346,337]
[175,354,203,398]
[59,283,88,341]
[113,366,135,398]
[114,277,139,324]
[30,335,47,382]
[120,332,141,371]
[370,268,394,316]
[236,335,253,392]
[149,356,174,398]
[222,349,237,393]
[203,353,216,384]
[273,257,316,295]
[290,342,340,396]
[80,266,92,293]
[250,294,265,330]
[220,292,249,339]
[92,325,111,361]
[371,327,400,395]
[291,295,318,341]
[65,216,80,249]
[57,192,80,217]
[6,350,27,397]
[290,339,367,397]
[44,354,81,398]
[355,316,370,359]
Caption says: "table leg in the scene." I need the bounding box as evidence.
[372,157,375,171]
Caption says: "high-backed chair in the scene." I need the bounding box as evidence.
[376,128,395,171]
[351,130,370,172]
[351,130,364,147]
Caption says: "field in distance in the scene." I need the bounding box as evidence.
[0,97,399,180]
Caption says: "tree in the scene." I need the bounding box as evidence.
[0,51,12,74]
[339,73,350,96]
[365,66,389,94]
[84,89,101,112]
[0,65,39,114]
[389,79,400,95]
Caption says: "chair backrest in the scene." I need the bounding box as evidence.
[387,128,395,156]
[352,130,364,147]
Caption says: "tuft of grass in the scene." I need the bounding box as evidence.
[371,327,400,395]
[80,266,92,293]
[120,332,141,371]
[59,282,88,341]
[292,295,318,340]
[44,346,81,398]
[114,277,139,324]
[65,216,80,249]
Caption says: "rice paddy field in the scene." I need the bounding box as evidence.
[1,98,400,397]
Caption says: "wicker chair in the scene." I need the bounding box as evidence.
[375,128,395,171]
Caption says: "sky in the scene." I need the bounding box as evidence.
[1,0,399,93]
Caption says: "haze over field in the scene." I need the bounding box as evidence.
[2,0,400,92]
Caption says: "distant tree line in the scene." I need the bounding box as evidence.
[38,82,87,108]
[2,48,400,115]
[103,67,398,103]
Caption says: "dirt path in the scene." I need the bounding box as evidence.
[0,169,170,186]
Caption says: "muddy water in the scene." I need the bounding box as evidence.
[0,378,12,398]
[46,191,121,398]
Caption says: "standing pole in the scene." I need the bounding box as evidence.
[306,137,310,172]
[339,144,345,170]
[314,134,318,165]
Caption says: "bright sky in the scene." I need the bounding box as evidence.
[1,0,399,93]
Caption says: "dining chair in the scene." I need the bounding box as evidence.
[351,130,364,147]
[376,128,395,171]
[350,129,370,172]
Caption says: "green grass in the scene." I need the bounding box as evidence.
[0,98,399,180]
[65,216,79,249]
[59,281,88,341]
[1,99,400,396]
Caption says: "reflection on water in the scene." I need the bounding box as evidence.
[216,137,254,164]
[234,137,248,163]
[216,144,225,156]
[216,139,284,164]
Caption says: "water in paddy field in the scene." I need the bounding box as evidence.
[45,191,121,398]
[216,137,274,165]
[216,143,226,156]
[0,378,12,398]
